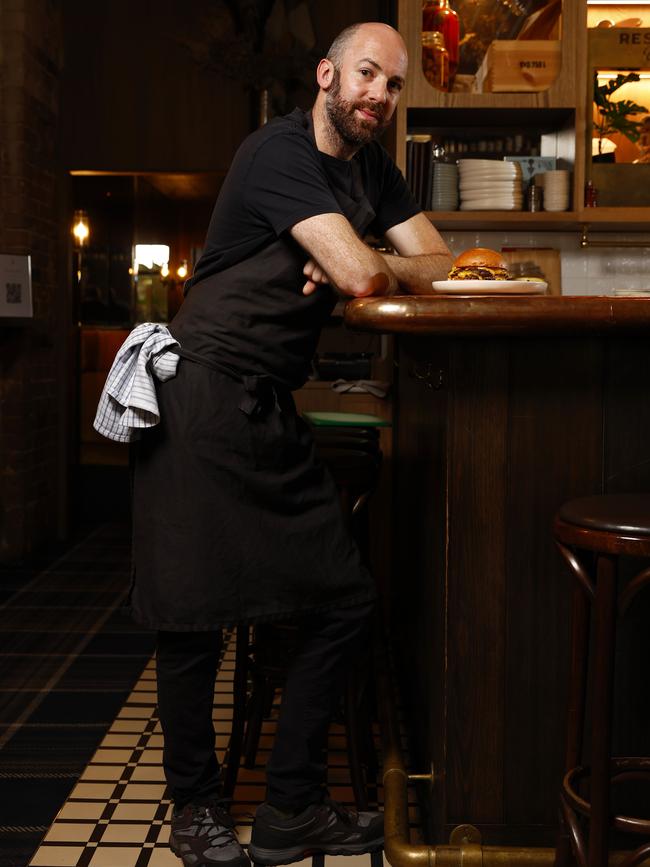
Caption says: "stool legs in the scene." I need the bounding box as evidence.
[553,501,650,867]
[588,553,617,867]
[566,579,592,772]
[555,552,619,867]
[222,625,250,799]
[556,580,591,867]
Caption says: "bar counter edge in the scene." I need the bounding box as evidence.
[345,293,650,847]
[344,294,650,335]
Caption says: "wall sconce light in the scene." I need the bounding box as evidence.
[161,262,170,278]
[72,210,90,247]
[177,260,188,279]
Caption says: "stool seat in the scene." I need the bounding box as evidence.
[559,494,650,536]
[302,410,390,428]
[553,493,650,867]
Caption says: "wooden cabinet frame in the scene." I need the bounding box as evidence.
[395,1,624,229]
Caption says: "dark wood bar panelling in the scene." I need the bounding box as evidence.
[382,306,650,845]
[502,338,603,833]
[603,341,650,766]
[446,341,508,825]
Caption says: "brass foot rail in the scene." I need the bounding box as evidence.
[376,642,650,867]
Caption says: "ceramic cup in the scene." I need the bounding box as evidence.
[539,170,570,211]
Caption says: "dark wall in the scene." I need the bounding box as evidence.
[0,0,68,562]
[61,0,392,173]
[0,0,393,561]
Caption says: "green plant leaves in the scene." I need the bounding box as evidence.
[593,71,649,146]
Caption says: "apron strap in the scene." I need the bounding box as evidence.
[172,346,279,417]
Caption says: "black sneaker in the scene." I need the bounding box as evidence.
[170,800,251,867]
[248,797,383,865]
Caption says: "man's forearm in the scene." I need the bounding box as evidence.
[380,251,453,294]
[302,251,399,298]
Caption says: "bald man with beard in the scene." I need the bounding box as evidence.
[130,21,451,867]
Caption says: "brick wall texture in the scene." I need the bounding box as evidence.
[0,0,65,561]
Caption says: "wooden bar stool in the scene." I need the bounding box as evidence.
[553,494,650,867]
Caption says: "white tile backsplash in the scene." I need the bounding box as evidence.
[440,229,650,295]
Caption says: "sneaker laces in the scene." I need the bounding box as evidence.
[190,798,237,842]
[322,796,358,824]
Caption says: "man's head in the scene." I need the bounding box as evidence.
[315,22,408,153]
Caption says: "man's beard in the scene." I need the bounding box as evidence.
[325,69,388,148]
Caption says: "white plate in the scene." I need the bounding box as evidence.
[458,168,520,179]
[460,192,523,202]
[460,179,520,189]
[458,164,521,177]
[460,190,521,198]
[459,202,523,211]
[458,159,521,171]
[460,199,523,209]
[431,279,548,295]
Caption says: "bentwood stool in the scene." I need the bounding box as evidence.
[553,494,650,867]
[223,412,389,808]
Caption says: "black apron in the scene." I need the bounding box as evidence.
[130,112,378,630]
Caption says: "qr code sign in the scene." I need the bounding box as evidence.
[6,282,22,304]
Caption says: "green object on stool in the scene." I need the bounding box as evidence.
[303,410,391,428]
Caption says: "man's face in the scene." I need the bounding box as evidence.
[324,27,407,148]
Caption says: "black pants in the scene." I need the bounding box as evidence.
[156,600,374,810]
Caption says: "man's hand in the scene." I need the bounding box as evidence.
[383,212,453,293]
[302,258,332,296]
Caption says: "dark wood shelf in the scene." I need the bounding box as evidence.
[577,207,650,231]
[423,209,650,232]
[424,210,580,231]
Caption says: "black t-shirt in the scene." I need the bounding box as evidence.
[171,109,419,388]
[184,109,419,292]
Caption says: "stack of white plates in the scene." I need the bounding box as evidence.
[430,162,459,211]
[457,159,523,211]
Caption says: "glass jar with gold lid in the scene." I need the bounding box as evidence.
[421,30,449,92]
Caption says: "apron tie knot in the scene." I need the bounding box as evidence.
[239,374,278,417]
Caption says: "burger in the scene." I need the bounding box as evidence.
[448,248,510,281]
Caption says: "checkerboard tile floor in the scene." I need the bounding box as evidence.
[28,631,421,867]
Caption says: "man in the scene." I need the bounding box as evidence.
[130,20,451,867]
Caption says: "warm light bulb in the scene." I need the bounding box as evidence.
[161,262,169,277]
[72,210,90,246]
[177,260,188,279]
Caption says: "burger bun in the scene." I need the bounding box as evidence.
[448,247,510,281]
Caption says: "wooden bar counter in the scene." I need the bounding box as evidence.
[345,295,650,847]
